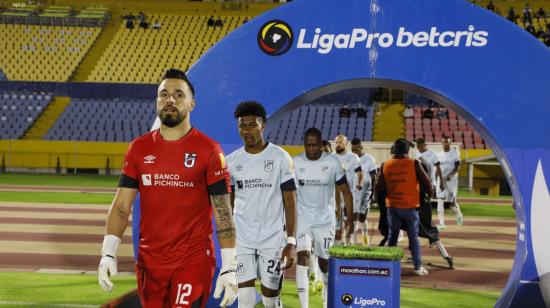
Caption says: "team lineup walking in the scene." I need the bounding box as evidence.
[97,70,467,307]
[0,0,541,305]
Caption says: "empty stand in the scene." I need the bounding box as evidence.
[45,98,156,142]
[0,24,101,81]
[87,14,250,83]
[372,103,405,142]
[265,104,374,145]
[405,105,487,149]
[23,96,71,140]
[0,92,52,139]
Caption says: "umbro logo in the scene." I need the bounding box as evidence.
[144,155,156,164]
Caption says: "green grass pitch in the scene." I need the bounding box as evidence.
[0,173,510,307]
[0,272,500,307]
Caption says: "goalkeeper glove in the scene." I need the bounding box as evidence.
[98,234,121,292]
[213,248,238,307]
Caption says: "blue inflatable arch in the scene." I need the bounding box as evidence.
[134,0,550,306]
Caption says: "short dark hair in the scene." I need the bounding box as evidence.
[391,138,410,155]
[304,127,322,142]
[322,140,331,147]
[234,101,267,122]
[350,138,362,146]
[442,135,452,141]
[161,68,195,97]
[415,137,426,145]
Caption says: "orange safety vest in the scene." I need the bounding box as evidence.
[382,157,420,209]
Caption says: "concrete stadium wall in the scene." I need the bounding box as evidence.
[0,140,128,171]
[0,81,156,99]
[0,139,492,173]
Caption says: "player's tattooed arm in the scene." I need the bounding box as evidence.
[211,194,236,247]
[106,187,137,238]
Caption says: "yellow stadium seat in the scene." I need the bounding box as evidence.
[0,24,101,81]
[87,13,248,83]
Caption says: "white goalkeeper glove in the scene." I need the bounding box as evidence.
[213,248,238,307]
[98,234,121,293]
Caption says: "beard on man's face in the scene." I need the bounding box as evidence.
[159,107,185,128]
[336,146,345,154]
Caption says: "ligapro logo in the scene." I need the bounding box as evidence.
[258,20,293,56]
[258,20,489,55]
[341,294,386,307]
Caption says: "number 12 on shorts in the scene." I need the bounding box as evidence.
[175,283,192,305]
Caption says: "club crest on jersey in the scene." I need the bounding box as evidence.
[264,160,274,172]
[237,263,244,275]
[321,165,329,174]
[184,153,197,168]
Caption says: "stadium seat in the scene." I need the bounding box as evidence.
[45,98,155,142]
[0,91,53,139]
[87,14,251,83]
[0,24,101,81]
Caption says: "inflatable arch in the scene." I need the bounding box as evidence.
[134,0,550,306]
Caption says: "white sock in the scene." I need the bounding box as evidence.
[322,272,329,308]
[262,295,280,308]
[334,239,342,246]
[296,265,309,308]
[238,287,256,308]
[452,202,462,217]
[437,199,445,225]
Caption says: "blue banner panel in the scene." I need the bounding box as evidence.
[329,258,400,308]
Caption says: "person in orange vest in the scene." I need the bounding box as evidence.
[375,138,433,276]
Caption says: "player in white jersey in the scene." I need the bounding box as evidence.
[435,136,463,229]
[294,128,353,308]
[333,134,363,245]
[350,138,377,246]
[321,140,332,153]
[414,137,445,194]
[227,102,297,308]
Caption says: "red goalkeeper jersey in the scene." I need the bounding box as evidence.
[121,128,231,269]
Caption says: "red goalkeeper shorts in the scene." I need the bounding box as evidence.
[135,255,215,308]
